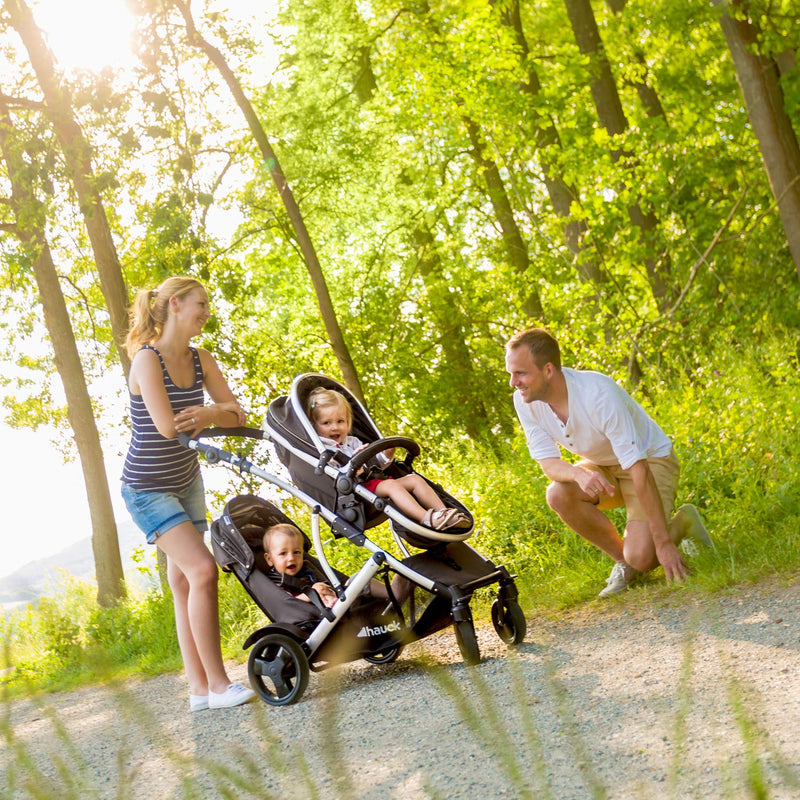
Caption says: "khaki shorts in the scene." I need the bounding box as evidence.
[578,450,680,523]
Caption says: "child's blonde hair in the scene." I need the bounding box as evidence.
[307,387,352,430]
[262,523,304,555]
[125,276,205,357]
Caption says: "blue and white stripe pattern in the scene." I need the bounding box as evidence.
[122,346,204,492]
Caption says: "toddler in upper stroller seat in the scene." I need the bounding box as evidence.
[308,387,470,531]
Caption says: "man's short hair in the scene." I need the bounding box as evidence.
[506,328,562,370]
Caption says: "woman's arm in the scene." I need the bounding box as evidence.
[130,348,181,439]
[173,348,246,434]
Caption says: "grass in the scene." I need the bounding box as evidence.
[2,336,799,794]
[3,610,799,799]
[3,337,800,695]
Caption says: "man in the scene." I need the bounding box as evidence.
[505,328,711,597]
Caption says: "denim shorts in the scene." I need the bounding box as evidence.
[121,473,209,544]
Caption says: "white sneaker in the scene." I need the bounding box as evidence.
[189,694,209,712]
[598,562,638,598]
[208,682,256,709]
[675,504,713,549]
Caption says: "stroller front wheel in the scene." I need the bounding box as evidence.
[248,633,310,706]
[491,598,527,645]
[363,643,404,665]
[454,619,481,666]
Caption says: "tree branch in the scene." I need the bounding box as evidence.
[0,93,46,111]
[666,188,747,317]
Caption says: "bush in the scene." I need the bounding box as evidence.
[3,331,799,697]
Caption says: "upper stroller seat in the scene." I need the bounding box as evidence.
[263,373,474,549]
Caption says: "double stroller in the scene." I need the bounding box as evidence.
[184,374,525,706]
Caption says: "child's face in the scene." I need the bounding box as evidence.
[266,531,304,575]
[313,402,349,444]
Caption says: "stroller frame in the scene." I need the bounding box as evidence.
[182,412,525,706]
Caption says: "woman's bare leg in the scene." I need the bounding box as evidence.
[157,521,231,694]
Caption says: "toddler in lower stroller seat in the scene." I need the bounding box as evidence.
[308,387,470,531]
[263,522,410,610]
[264,523,338,608]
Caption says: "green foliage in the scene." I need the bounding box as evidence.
[5,332,800,700]
[1,573,181,696]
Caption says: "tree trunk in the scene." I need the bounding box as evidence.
[563,0,674,308]
[500,0,603,285]
[413,227,494,441]
[5,0,131,378]
[717,1,800,274]
[464,119,544,320]
[172,0,366,403]
[0,103,126,607]
[604,0,667,119]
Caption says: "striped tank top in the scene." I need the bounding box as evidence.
[121,346,204,492]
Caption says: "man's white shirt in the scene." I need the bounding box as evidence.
[513,368,672,470]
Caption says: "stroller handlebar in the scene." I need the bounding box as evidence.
[178,427,263,467]
[343,436,420,473]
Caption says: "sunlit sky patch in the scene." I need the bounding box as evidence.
[32,0,137,72]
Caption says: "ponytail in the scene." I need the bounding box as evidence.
[125,276,204,357]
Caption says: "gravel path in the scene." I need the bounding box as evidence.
[3,579,799,799]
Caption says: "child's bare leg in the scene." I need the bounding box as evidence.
[393,475,446,512]
[375,480,428,521]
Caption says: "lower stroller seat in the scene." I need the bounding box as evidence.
[211,495,409,704]
[207,487,525,706]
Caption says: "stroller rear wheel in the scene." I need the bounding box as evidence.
[491,598,527,645]
[248,633,309,706]
[363,643,404,665]
[454,619,481,666]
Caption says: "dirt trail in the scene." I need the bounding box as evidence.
[3,580,799,799]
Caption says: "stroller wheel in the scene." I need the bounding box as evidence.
[248,633,309,706]
[454,619,481,666]
[363,644,404,665]
[491,598,527,645]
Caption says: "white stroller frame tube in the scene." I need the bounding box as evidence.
[309,504,341,591]
[182,434,436,592]
[303,549,387,655]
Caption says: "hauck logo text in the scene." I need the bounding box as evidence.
[357,621,402,638]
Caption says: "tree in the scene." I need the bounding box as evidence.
[497,0,603,286]
[717,0,800,274]
[166,0,367,403]
[0,99,125,605]
[562,0,674,310]
[4,0,132,377]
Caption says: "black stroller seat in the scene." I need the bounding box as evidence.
[264,373,474,548]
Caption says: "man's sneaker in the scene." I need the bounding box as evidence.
[598,562,638,598]
[208,682,256,709]
[675,504,713,549]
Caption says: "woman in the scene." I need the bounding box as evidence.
[121,276,255,711]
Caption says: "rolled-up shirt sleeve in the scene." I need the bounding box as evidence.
[600,397,649,470]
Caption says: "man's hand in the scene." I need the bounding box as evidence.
[655,541,690,583]
[574,466,615,503]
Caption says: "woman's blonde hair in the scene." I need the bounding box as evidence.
[125,276,205,357]
[307,387,352,430]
